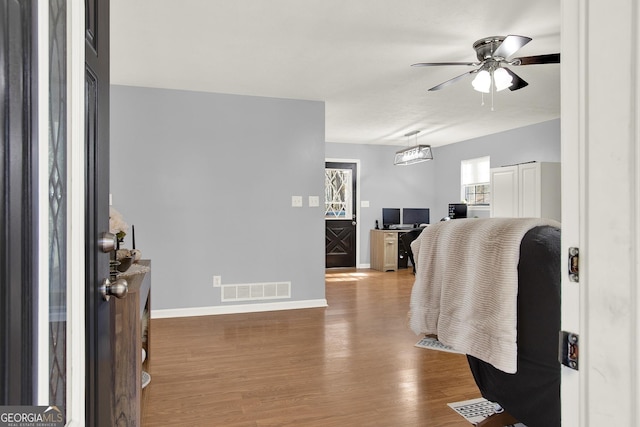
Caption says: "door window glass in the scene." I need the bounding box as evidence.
[325,168,352,219]
[48,0,67,414]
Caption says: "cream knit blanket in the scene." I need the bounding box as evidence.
[409,217,560,373]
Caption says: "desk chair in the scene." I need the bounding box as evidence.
[400,228,423,273]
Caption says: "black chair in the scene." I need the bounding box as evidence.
[400,228,423,273]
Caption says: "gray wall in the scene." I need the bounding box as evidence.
[110,83,559,312]
[432,119,561,220]
[326,119,561,265]
[110,85,326,311]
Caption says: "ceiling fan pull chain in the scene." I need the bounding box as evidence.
[491,70,496,111]
[491,77,495,112]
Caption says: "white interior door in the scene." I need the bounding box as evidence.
[562,1,640,425]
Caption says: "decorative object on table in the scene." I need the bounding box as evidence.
[115,249,129,259]
[141,371,151,389]
[109,208,141,272]
[130,249,142,262]
[116,256,134,272]
[130,224,142,262]
[109,206,129,249]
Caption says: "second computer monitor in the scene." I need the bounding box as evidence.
[403,208,430,226]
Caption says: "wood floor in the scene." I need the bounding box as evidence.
[141,268,481,426]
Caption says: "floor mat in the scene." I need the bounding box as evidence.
[447,397,497,425]
[414,336,463,354]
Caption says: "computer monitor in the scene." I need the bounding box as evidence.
[382,208,401,228]
[448,203,468,219]
[403,208,430,226]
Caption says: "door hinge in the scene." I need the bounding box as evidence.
[559,331,579,370]
[568,247,579,282]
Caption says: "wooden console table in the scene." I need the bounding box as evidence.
[114,259,151,426]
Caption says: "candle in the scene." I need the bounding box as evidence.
[132,224,136,249]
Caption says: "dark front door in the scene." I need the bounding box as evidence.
[85,1,115,426]
[325,162,357,268]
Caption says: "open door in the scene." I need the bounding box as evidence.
[85,0,123,425]
[0,0,39,405]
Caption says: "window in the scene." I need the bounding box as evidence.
[461,156,490,206]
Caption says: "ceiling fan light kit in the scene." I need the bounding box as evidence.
[492,67,514,91]
[471,69,492,93]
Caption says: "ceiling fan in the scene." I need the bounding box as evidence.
[412,35,560,93]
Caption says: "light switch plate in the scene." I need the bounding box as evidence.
[292,196,303,207]
[308,196,320,207]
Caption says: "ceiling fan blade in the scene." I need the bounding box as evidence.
[504,68,529,91]
[492,35,532,59]
[512,53,560,65]
[412,61,479,67]
[428,69,478,91]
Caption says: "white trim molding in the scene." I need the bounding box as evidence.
[36,0,50,406]
[67,1,86,425]
[151,299,329,319]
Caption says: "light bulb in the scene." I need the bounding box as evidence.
[493,67,513,91]
[472,70,491,93]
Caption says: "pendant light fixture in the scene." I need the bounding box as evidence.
[394,130,433,166]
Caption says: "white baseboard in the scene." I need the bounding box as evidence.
[358,263,371,269]
[151,299,328,319]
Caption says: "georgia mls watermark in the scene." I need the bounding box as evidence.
[0,406,64,427]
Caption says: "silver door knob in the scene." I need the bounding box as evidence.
[99,232,117,253]
[100,277,128,301]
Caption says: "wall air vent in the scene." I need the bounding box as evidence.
[221,282,291,302]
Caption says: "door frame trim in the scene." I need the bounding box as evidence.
[67,1,86,424]
[36,0,49,405]
[36,0,87,422]
[326,158,361,267]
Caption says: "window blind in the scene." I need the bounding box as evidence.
[461,156,490,185]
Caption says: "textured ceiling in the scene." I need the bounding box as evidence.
[110,0,560,147]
